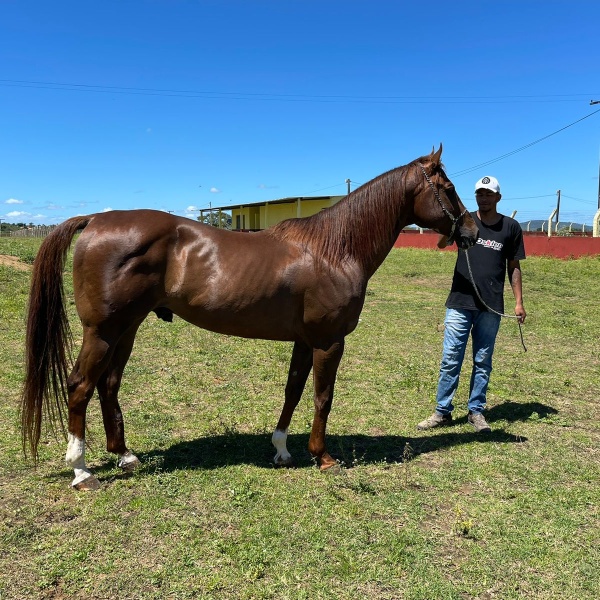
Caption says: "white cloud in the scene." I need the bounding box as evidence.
[186,205,199,212]
[5,198,23,205]
[45,203,64,210]
[6,210,29,218]
[210,187,221,194]
[102,207,113,212]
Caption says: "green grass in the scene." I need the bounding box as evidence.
[1,240,599,599]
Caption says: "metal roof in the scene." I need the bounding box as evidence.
[200,195,345,212]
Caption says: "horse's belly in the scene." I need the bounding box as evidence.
[171,301,299,342]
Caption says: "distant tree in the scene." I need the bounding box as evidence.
[198,212,232,229]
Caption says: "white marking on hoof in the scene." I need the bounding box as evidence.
[65,433,86,469]
[66,433,100,489]
[272,429,293,466]
[118,451,141,472]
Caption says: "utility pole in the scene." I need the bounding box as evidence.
[345,179,351,194]
[556,190,561,228]
[592,100,600,210]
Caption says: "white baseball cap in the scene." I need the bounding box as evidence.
[475,176,500,194]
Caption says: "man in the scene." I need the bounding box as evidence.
[417,175,526,433]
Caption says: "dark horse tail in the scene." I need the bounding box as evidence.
[21,216,92,460]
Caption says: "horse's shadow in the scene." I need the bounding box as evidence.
[88,401,549,476]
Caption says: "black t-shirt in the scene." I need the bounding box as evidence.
[446,212,526,314]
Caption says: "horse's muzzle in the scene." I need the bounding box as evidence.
[455,224,479,249]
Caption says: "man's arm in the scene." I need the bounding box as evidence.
[507,259,526,323]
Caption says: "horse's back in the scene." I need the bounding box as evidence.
[71,210,302,335]
[71,209,365,344]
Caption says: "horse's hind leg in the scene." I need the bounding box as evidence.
[96,323,142,473]
[272,340,313,466]
[65,328,115,490]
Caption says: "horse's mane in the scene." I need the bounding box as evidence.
[268,157,430,269]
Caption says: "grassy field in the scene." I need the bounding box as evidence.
[0,236,599,599]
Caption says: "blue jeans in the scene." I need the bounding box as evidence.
[435,308,501,416]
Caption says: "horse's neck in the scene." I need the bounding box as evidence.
[337,173,410,278]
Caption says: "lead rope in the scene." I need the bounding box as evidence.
[462,247,527,352]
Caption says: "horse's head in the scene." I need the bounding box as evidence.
[412,145,478,249]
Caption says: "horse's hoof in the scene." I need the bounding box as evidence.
[319,457,342,475]
[273,453,294,468]
[118,452,141,472]
[120,458,141,472]
[321,463,342,475]
[72,475,101,491]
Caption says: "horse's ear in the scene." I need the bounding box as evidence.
[431,144,443,167]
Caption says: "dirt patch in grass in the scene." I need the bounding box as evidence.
[0,254,31,271]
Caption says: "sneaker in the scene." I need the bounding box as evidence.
[417,412,452,430]
[468,412,491,433]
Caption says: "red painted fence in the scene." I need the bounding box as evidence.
[394,230,600,259]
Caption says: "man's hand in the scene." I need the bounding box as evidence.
[515,303,526,324]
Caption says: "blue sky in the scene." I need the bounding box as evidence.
[1,1,599,226]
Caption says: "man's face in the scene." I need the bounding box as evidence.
[475,188,501,211]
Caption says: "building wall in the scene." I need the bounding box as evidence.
[393,230,600,258]
[231,197,342,230]
[261,203,297,229]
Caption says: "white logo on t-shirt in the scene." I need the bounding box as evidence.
[477,238,503,251]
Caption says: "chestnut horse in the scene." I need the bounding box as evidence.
[21,146,477,489]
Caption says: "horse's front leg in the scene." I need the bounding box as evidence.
[96,325,142,474]
[272,340,313,466]
[308,339,345,471]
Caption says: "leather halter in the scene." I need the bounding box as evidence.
[417,162,468,244]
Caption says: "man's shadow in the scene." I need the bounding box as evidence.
[487,400,557,422]
[450,400,558,426]
[87,401,551,477]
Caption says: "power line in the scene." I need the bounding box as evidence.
[561,194,596,205]
[450,108,600,178]
[0,78,598,105]
[502,194,556,200]
[303,110,600,195]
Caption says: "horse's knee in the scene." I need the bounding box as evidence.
[313,388,333,413]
